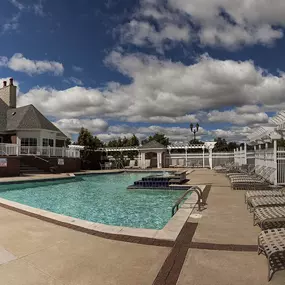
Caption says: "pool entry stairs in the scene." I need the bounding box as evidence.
[20,161,48,175]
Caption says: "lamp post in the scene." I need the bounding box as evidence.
[190,123,199,143]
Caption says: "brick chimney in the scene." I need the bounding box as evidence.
[0,78,17,108]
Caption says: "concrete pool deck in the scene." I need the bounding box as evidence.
[0,169,284,284]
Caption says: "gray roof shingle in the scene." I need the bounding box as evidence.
[139,140,166,149]
[0,101,67,138]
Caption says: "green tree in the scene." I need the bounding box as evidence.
[213,137,228,152]
[65,137,72,146]
[142,133,170,146]
[227,142,239,151]
[90,136,103,149]
[77,127,93,146]
[128,134,139,146]
[189,138,204,145]
[77,127,103,150]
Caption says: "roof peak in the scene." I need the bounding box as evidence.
[139,140,166,149]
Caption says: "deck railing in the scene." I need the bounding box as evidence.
[0,144,80,158]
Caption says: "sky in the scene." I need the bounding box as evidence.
[1,0,285,143]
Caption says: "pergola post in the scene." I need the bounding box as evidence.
[273,140,278,185]
[157,152,162,169]
[141,152,146,169]
[209,148,213,169]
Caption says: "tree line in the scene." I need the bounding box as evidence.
[72,127,242,152]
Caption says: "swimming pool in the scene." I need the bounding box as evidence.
[0,172,188,229]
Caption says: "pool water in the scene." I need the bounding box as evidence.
[0,173,188,229]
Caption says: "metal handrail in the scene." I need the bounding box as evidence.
[171,186,204,216]
[33,155,49,163]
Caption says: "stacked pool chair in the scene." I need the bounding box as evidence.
[243,184,285,280]
[229,166,275,190]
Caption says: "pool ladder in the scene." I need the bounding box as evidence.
[171,186,205,216]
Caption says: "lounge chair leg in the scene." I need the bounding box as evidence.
[268,263,274,281]
[257,238,262,255]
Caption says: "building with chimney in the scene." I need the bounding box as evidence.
[0,78,67,149]
[0,79,81,176]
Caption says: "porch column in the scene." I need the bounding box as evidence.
[16,136,20,155]
[259,144,262,150]
[53,138,56,156]
[265,143,268,149]
[273,140,277,185]
[141,152,146,169]
[185,147,188,167]
[254,145,256,151]
[157,152,162,169]
[209,148,213,169]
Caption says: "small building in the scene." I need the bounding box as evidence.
[0,78,67,151]
[0,78,81,176]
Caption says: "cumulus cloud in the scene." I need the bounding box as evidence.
[0,57,8,67]
[120,20,190,52]
[211,126,253,142]
[119,0,285,50]
[2,13,20,34]
[53,118,109,136]
[18,52,285,123]
[207,109,269,125]
[72,65,83,72]
[0,53,64,76]
[9,0,24,10]
[33,0,44,16]
[65,77,83,86]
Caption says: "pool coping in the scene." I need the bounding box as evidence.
[0,182,205,243]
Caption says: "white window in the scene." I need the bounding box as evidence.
[21,138,37,146]
[42,138,54,147]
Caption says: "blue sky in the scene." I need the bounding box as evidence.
[1,0,285,142]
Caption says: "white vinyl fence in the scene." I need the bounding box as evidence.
[277,148,285,185]
[166,152,235,168]
[234,147,285,185]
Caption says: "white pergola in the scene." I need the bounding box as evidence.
[100,142,216,152]
[270,110,285,135]
[99,141,217,169]
[247,127,281,149]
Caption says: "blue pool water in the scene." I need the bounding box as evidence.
[0,173,188,229]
